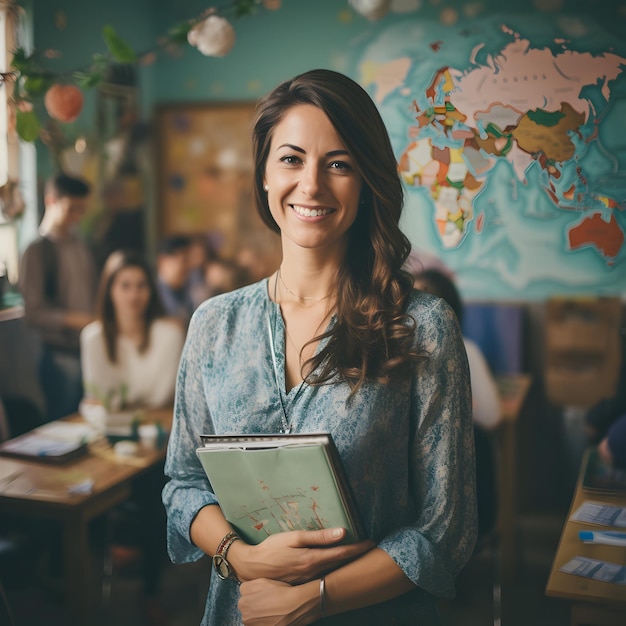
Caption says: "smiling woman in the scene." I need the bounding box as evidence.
[163,69,477,626]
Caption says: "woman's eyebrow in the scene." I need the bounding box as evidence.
[276,143,350,158]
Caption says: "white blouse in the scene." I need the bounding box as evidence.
[80,318,185,409]
[464,337,501,430]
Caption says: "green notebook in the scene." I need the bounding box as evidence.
[196,433,364,545]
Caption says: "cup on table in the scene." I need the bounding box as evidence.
[138,423,159,449]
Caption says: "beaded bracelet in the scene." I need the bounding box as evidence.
[213,530,241,581]
[215,530,238,557]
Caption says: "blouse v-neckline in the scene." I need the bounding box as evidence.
[265,278,334,396]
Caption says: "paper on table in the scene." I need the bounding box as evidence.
[570,500,626,528]
[560,556,626,585]
[0,435,84,458]
[35,420,102,443]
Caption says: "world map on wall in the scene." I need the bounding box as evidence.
[353,16,626,299]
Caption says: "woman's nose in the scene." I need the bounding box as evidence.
[298,163,322,197]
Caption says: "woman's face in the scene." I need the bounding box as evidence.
[110,266,151,319]
[263,104,362,255]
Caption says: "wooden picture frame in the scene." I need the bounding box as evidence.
[155,102,279,269]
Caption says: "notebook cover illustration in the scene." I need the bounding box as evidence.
[196,433,363,545]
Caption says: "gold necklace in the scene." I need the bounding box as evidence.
[277,273,331,366]
[277,267,331,304]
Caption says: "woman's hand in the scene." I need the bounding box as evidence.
[238,578,320,626]
[229,527,374,584]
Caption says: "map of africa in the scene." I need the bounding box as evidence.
[352,16,626,299]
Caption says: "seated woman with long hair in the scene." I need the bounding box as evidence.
[81,249,185,411]
[80,249,185,619]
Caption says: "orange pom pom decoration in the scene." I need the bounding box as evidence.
[44,84,84,123]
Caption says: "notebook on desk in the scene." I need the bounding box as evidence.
[0,421,93,464]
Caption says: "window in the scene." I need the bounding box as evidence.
[0,1,23,286]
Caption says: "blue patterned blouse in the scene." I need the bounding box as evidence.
[163,279,476,625]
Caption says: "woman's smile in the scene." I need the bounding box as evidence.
[290,204,334,218]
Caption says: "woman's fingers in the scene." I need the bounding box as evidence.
[288,527,345,547]
[233,529,374,584]
[239,578,319,626]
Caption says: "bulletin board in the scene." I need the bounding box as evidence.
[155,102,277,261]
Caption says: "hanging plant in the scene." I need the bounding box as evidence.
[2,0,386,148]
[1,0,272,146]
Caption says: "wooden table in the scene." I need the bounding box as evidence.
[494,373,532,583]
[546,449,626,626]
[0,304,23,323]
[0,407,172,625]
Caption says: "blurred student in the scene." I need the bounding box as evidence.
[187,233,218,308]
[19,173,97,421]
[204,257,250,298]
[156,235,195,327]
[80,249,185,622]
[585,334,626,445]
[80,249,185,409]
[598,414,626,469]
[412,268,499,538]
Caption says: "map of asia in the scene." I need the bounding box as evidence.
[352,15,626,299]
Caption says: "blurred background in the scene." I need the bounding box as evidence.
[0,1,625,624]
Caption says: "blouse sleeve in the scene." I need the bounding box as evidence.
[162,308,220,564]
[378,298,477,598]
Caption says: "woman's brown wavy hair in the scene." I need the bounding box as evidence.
[252,69,421,392]
[96,249,165,363]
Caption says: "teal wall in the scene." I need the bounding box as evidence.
[33,1,626,112]
[30,1,626,299]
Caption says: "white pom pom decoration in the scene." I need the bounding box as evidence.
[187,15,236,57]
[349,0,391,21]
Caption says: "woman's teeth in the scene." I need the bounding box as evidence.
[292,205,332,217]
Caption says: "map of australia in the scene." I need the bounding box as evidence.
[355,18,626,298]
[395,27,625,256]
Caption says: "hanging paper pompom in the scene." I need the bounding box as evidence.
[349,0,391,21]
[187,15,236,57]
[44,84,84,123]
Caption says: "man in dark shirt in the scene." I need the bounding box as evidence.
[19,173,97,420]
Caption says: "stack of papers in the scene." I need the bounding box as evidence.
[0,420,98,464]
[570,500,626,527]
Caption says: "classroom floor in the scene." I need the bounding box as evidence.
[4,509,573,626]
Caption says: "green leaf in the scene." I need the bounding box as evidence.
[22,74,53,97]
[16,110,41,142]
[102,24,137,63]
[10,47,32,72]
[73,70,104,89]
[167,21,193,45]
[233,0,260,18]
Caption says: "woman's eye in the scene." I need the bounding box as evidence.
[329,160,352,171]
[280,155,301,165]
